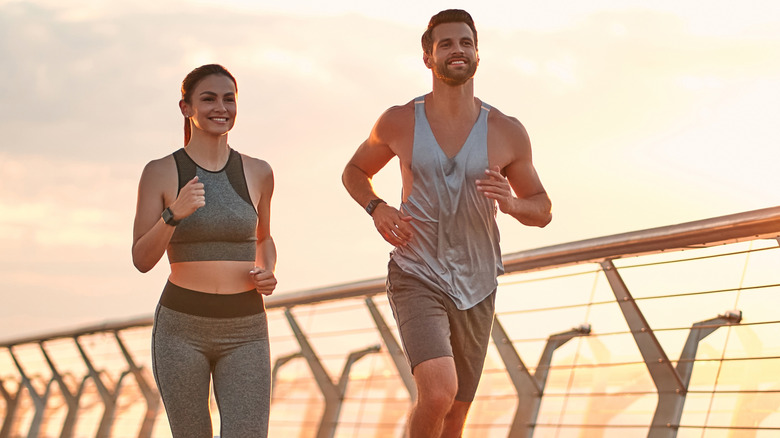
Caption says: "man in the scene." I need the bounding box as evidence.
[342,9,552,438]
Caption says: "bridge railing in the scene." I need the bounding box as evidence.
[2,206,780,437]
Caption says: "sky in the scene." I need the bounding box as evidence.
[1,0,779,339]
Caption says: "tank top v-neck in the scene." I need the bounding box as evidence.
[390,96,504,310]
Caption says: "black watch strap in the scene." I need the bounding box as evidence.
[365,198,386,216]
[162,207,180,226]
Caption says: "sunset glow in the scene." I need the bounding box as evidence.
[1,0,779,340]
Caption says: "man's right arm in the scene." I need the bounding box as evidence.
[342,136,395,210]
[342,108,414,246]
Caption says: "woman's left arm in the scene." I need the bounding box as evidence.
[249,159,277,295]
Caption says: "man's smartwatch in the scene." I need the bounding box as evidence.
[161,207,180,226]
[365,198,386,216]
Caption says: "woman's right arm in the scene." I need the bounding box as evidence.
[132,158,177,273]
[132,157,206,272]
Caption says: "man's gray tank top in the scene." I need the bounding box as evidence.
[390,95,504,310]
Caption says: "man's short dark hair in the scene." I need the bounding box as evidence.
[421,9,478,55]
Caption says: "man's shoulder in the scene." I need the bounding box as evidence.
[484,103,521,126]
[380,98,417,121]
[374,98,417,137]
[483,103,531,156]
[486,104,528,138]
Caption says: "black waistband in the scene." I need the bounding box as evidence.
[160,281,264,318]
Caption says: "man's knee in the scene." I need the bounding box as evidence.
[424,382,458,408]
[414,357,458,408]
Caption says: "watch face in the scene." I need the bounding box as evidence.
[162,208,174,224]
[366,199,384,215]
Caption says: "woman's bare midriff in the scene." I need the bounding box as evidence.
[169,260,257,294]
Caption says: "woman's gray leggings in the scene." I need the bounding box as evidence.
[152,283,270,438]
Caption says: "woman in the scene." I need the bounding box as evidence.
[132,64,276,438]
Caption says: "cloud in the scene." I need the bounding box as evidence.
[0,152,136,256]
[0,2,426,163]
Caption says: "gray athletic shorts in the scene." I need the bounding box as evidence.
[386,260,496,402]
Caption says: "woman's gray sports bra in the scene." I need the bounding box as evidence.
[167,148,257,263]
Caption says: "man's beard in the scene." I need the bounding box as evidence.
[432,57,478,86]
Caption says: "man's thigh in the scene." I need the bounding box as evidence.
[386,261,454,371]
[449,291,496,402]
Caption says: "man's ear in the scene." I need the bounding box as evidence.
[423,53,432,69]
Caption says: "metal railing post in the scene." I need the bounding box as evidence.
[534,324,592,389]
[8,347,53,438]
[284,308,380,438]
[73,335,129,438]
[113,330,160,438]
[0,378,22,438]
[336,345,381,395]
[652,311,743,429]
[39,342,87,438]
[270,352,303,400]
[364,297,417,401]
[600,259,685,437]
[492,316,590,438]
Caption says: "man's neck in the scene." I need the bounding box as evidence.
[428,79,478,118]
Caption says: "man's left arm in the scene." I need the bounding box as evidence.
[477,116,552,228]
